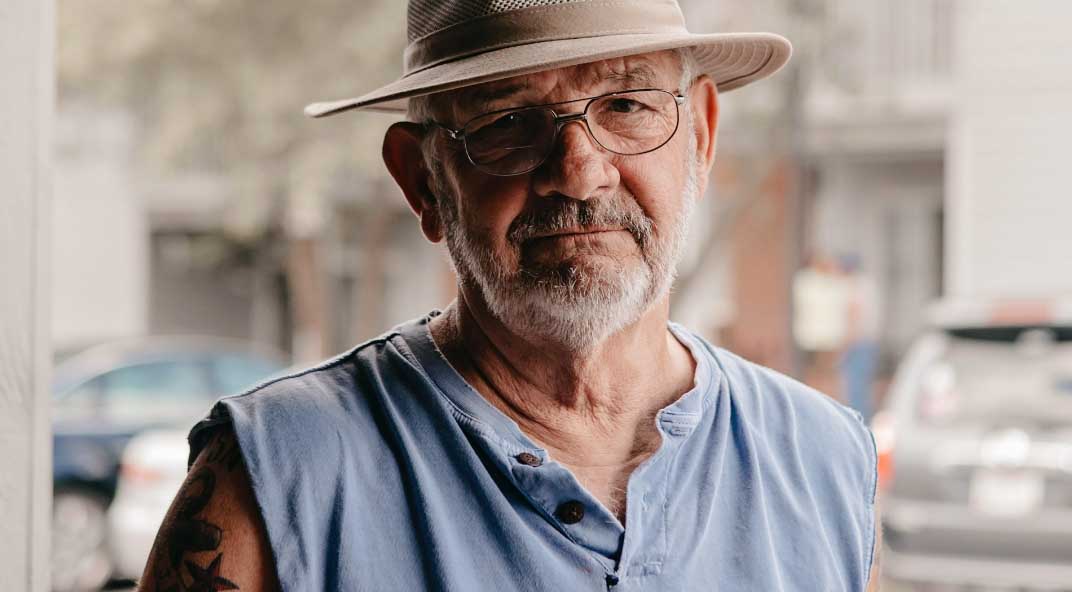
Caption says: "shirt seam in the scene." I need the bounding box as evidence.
[390,331,509,438]
[668,322,722,413]
[220,333,398,404]
[863,418,879,587]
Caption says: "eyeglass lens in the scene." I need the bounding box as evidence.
[462,89,680,176]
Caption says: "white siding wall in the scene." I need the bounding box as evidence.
[947,0,1072,298]
[0,0,53,588]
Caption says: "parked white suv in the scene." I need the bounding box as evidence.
[107,428,192,581]
[875,300,1072,590]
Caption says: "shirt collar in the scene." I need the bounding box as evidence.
[400,311,719,447]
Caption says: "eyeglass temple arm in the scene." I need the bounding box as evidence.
[427,121,464,141]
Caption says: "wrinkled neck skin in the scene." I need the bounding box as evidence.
[430,286,696,478]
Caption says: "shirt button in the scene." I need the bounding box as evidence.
[555,500,585,524]
[516,452,542,467]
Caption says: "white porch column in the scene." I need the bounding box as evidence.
[0,0,55,589]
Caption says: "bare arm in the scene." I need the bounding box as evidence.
[137,427,280,591]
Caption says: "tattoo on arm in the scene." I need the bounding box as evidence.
[145,431,244,591]
[202,430,244,473]
[184,552,240,591]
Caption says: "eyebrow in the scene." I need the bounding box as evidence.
[600,65,660,89]
[462,83,530,112]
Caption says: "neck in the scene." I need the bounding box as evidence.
[430,287,696,467]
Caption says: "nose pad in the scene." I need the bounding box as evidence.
[548,117,603,164]
[553,115,597,152]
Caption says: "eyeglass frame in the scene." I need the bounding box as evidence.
[426,88,688,177]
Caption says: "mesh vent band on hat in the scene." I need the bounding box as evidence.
[407,0,587,42]
[304,0,791,117]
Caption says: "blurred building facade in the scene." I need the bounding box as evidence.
[53,104,149,351]
[56,0,1072,391]
[691,0,1072,406]
[673,0,954,404]
[52,113,448,361]
[801,0,950,384]
[137,174,447,364]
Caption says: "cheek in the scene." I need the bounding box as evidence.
[616,148,690,231]
[452,169,530,251]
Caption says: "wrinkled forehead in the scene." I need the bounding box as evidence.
[446,50,683,123]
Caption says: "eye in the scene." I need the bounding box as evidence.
[606,98,645,113]
[466,109,535,137]
[486,111,527,130]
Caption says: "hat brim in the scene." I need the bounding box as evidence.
[305,32,790,118]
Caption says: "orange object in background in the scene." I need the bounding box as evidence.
[870,410,895,492]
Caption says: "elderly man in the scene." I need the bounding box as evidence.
[140,1,877,590]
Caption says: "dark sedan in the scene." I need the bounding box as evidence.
[51,336,286,592]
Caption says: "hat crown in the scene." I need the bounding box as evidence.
[303,0,789,117]
[408,0,590,43]
[402,0,688,76]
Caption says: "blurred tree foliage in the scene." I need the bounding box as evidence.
[55,0,810,242]
[58,0,409,239]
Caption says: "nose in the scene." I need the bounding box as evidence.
[531,119,619,201]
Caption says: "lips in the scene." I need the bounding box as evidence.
[527,228,624,241]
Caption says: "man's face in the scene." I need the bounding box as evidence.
[425,51,712,350]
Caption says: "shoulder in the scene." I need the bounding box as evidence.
[684,329,876,498]
[720,346,870,444]
[701,336,879,576]
[188,326,423,467]
[140,427,279,591]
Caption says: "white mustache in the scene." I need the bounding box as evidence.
[507,196,653,247]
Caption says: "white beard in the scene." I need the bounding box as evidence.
[437,136,702,352]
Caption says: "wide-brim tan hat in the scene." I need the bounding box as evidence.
[305,0,792,118]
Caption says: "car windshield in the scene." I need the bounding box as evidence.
[53,358,214,424]
[917,328,1072,427]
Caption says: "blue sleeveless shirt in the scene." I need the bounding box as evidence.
[189,313,877,591]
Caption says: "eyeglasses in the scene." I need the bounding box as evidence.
[430,88,686,177]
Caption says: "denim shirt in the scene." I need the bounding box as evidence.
[190,313,877,591]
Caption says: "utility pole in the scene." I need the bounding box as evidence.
[0,0,54,589]
[783,0,819,379]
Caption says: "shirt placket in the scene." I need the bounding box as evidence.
[504,441,625,569]
[612,408,702,584]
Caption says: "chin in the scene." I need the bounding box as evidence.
[445,221,677,350]
[522,256,632,290]
[488,264,660,351]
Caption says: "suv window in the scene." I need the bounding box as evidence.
[917,331,1072,426]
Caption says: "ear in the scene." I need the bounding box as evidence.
[688,75,720,194]
[383,121,445,243]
